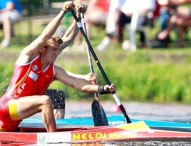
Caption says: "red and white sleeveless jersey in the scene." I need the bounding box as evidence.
[5,55,55,99]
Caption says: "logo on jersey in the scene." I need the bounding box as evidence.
[32,65,38,71]
[28,71,38,81]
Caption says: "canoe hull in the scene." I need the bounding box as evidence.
[1,121,191,145]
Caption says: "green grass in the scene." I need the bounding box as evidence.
[0,19,191,104]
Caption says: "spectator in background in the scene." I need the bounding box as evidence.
[121,0,156,51]
[150,0,191,48]
[97,0,156,51]
[72,0,110,51]
[96,0,126,51]
[158,0,191,47]
[0,0,22,49]
[85,0,110,36]
[158,0,171,31]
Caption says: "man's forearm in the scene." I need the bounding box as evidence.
[61,20,79,50]
[39,10,66,41]
[63,20,79,39]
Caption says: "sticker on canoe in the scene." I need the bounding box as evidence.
[71,121,150,141]
[37,132,71,144]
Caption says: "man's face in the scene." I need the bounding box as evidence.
[43,43,61,63]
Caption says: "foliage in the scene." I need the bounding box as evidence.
[0,15,191,104]
[45,48,191,104]
[0,63,14,95]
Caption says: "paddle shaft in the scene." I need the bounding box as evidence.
[81,12,109,126]
[80,13,94,72]
[71,10,131,123]
[80,12,98,98]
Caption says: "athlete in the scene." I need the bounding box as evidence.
[0,1,116,132]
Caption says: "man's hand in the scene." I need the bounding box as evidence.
[85,73,97,82]
[63,1,75,12]
[75,4,86,13]
[98,84,116,94]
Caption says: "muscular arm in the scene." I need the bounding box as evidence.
[60,19,79,50]
[60,4,87,51]
[54,66,99,93]
[66,71,97,82]
[16,10,66,65]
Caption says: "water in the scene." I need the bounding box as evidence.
[61,101,191,123]
[30,100,191,124]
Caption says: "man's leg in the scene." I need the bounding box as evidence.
[10,95,57,132]
[54,109,65,119]
[1,14,11,48]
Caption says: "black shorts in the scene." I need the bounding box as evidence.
[45,89,65,109]
[119,12,131,28]
[119,11,153,28]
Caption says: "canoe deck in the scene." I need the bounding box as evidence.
[19,115,191,132]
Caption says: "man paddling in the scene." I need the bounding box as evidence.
[0,1,115,132]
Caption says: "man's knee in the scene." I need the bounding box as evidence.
[41,95,53,108]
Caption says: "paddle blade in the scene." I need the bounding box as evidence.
[92,100,109,126]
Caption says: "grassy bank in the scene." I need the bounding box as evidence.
[2,49,191,104]
[0,21,191,104]
[53,49,191,104]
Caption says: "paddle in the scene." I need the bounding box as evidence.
[71,10,131,123]
[80,12,108,126]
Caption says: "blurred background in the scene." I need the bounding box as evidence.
[0,0,191,121]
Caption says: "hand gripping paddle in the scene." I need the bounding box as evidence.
[71,10,131,123]
[80,12,108,126]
